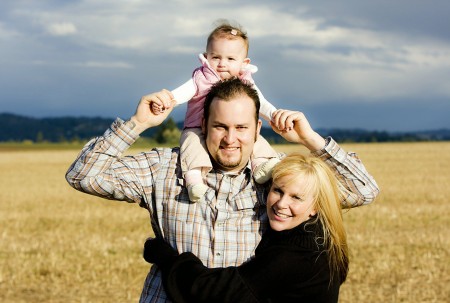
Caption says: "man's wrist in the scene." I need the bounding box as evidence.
[303,132,326,152]
[128,116,147,135]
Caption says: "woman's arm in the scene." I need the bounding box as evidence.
[144,238,260,303]
[144,238,319,303]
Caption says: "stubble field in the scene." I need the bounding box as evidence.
[0,142,449,302]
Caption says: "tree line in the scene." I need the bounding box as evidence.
[1,113,449,144]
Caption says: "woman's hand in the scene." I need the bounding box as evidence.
[143,237,178,266]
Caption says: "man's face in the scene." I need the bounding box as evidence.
[203,95,261,172]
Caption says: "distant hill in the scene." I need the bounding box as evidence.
[1,113,449,143]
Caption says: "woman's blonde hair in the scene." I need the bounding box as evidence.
[272,153,349,283]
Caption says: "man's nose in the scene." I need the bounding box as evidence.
[224,129,236,143]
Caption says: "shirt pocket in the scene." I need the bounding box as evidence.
[234,187,260,211]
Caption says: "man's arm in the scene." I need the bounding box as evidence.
[65,91,176,202]
[271,109,380,207]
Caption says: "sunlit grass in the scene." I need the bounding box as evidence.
[0,142,448,302]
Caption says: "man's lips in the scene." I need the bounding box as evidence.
[220,146,240,154]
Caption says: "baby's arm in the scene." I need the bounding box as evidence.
[150,79,196,115]
[171,79,196,105]
[253,84,277,122]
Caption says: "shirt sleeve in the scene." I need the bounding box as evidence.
[171,79,196,105]
[312,137,380,207]
[65,118,158,204]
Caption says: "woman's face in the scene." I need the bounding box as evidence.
[267,174,317,231]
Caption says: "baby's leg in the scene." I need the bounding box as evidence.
[252,135,280,184]
[180,128,212,202]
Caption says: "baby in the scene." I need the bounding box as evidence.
[152,20,279,202]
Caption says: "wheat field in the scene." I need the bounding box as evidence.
[0,142,449,302]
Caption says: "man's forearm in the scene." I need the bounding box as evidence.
[313,137,380,207]
[65,118,142,203]
[129,116,147,135]
[302,132,326,152]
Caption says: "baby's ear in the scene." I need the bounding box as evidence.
[243,57,251,66]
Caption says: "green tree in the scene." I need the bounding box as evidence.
[155,117,181,144]
[36,131,44,143]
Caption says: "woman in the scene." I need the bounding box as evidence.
[144,153,350,303]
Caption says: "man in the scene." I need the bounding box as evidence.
[66,78,379,302]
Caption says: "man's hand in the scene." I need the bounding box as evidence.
[270,109,326,151]
[130,89,176,134]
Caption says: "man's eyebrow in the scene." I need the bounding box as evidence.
[211,121,227,127]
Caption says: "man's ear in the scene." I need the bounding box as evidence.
[202,118,206,136]
[255,119,262,142]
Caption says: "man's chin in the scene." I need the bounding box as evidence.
[216,157,241,171]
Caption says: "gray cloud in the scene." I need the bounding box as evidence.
[0,0,449,131]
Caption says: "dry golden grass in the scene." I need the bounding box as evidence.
[0,142,449,302]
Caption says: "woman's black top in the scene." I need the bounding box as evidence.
[145,218,343,303]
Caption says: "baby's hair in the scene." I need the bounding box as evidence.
[207,19,249,55]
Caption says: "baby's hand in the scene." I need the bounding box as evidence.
[151,101,164,115]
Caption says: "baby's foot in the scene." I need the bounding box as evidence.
[188,183,209,202]
[253,158,280,184]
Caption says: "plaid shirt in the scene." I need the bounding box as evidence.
[65,118,379,302]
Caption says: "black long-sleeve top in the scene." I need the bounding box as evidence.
[147,218,344,303]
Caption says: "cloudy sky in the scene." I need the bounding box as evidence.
[1,0,449,131]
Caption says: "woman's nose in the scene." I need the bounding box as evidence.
[276,195,289,208]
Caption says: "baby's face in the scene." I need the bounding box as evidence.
[205,37,250,80]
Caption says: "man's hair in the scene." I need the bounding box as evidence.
[203,77,260,125]
[207,19,249,55]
